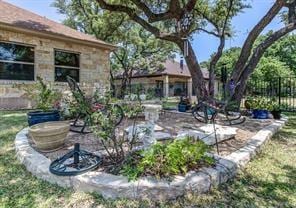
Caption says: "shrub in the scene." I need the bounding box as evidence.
[121,137,215,180]
[14,76,62,111]
[91,92,144,164]
[248,97,273,111]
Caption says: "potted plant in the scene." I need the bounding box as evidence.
[249,97,272,119]
[270,102,282,119]
[178,96,191,112]
[16,76,62,126]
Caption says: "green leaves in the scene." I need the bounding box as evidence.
[247,97,273,111]
[121,137,215,180]
[14,76,62,112]
[53,0,177,79]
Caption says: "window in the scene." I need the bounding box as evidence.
[54,50,80,82]
[0,42,34,81]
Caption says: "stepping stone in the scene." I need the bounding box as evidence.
[125,124,163,133]
[154,124,164,131]
[176,124,238,145]
[154,132,172,141]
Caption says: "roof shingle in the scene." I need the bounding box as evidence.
[0,0,115,49]
[116,59,209,79]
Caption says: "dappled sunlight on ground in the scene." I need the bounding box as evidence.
[0,111,295,207]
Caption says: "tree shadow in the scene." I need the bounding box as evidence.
[12,20,50,32]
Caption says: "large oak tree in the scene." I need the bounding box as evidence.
[53,0,177,97]
[93,0,296,102]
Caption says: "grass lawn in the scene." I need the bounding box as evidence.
[0,110,295,208]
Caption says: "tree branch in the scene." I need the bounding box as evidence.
[196,27,220,37]
[196,9,220,32]
[231,0,286,82]
[96,0,180,42]
[130,0,174,23]
[287,0,296,23]
[234,21,296,101]
[208,0,234,96]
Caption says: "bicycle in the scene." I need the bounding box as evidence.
[191,82,245,126]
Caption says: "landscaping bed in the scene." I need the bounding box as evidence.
[2,111,294,207]
[36,113,273,161]
[16,110,285,200]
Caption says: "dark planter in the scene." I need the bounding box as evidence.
[244,100,251,110]
[271,110,281,120]
[27,110,60,126]
[252,109,269,119]
[186,104,191,111]
[178,104,187,112]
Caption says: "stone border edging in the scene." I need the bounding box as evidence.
[15,117,287,200]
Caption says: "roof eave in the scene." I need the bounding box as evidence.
[0,22,118,51]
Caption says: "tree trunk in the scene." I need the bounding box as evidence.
[120,69,129,98]
[233,22,296,102]
[110,70,116,96]
[209,36,225,97]
[180,41,208,98]
[231,0,285,83]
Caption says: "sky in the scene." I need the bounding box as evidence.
[4,0,285,62]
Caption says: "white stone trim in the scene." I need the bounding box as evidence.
[15,118,287,200]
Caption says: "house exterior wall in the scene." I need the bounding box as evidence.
[0,29,111,109]
[115,75,220,102]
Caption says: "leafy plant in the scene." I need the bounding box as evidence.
[270,102,281,111]
[91,92,144,164]
[15,76,62,111]
[248,97,273,111]
[121,137,215,180]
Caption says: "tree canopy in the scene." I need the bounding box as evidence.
[55,0,296,101]
[204,33,296,83]
[53,0,177,96]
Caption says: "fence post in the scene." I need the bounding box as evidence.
[278,77,281,106]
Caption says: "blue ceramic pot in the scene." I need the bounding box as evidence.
[252,109,269,119]
[27,110,60,126]
[178,104,187,112]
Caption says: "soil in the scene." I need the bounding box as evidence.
[28,112,273,160]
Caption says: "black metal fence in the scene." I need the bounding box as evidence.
[245,77,296,112]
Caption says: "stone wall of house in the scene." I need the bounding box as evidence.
[0,29,111,109]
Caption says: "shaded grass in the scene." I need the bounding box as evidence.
[0,111,295,207]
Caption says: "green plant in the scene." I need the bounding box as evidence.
[1,111,296,207]
[270,102,281,111]
[121,137,215,180]
[91,92,144,163]
[248,97,273,111]
[146,87,156,100]
[15,76,62,111]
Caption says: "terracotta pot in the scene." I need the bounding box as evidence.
[29,121,70,152]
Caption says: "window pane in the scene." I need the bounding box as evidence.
[0,42,34,63]
[0,62,34,80]
[55,50,79,67]
[55,67,79,82]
